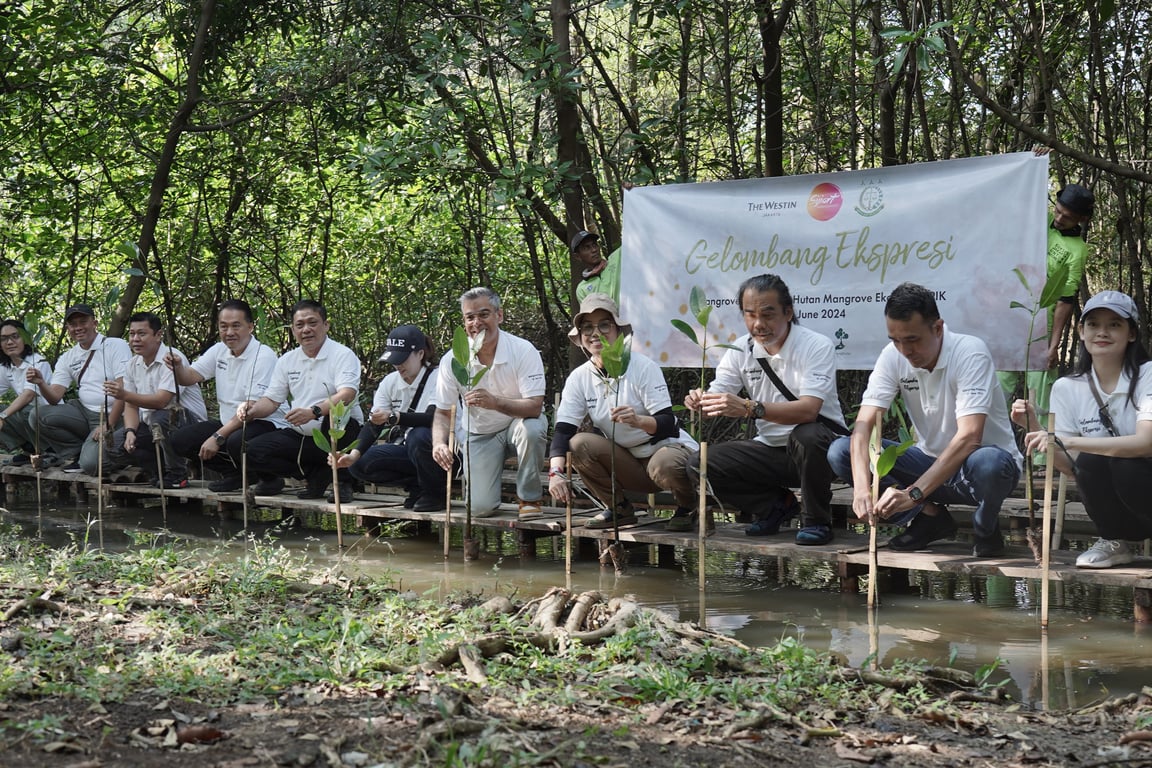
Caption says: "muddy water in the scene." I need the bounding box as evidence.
[4,499,1152,710]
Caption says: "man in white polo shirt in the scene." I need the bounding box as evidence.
[168,299,288,492]
[99,311,207,486]
[431,287,546,517]
[828,282,1022,557]
[26,304,132,471]
[240,300,364,500]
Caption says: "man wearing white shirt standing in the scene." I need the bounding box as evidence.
[828,282,1022,557]
[26,304,132,471]
[168,299,288,492]
[240,300,364,500]
[100,312,208,486]
[431,287,547,517]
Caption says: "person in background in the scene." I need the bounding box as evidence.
[26,304,132,472]
[0,319,53,465]
[547,294,697,529]
[332,325,446,509]
[168,299,288,493]
[1014,291,1152,569]
[572,230,621,304]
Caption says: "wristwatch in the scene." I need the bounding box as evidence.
[386,412,400,427]
[750,401,765,419]
[907,486,924,502]
[311,405,323,419]
[213,432,227,446]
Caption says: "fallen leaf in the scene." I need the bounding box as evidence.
[176,725,226,745]
[42,741,83,753]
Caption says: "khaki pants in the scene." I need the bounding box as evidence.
[569,433,695,510]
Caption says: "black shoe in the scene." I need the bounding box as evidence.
[973,531,1005,557]
[6,454,30,466]
[412,496,445,512]
[251,477,285,495]
[325,482,355,504]
[744,489,801,536]
[208,473,244,492]
[887,507,958,551]
[403,489,419,509]
[153,476,189,490]
[62,461,83,473]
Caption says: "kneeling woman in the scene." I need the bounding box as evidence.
[1014,291,1152,568]
[548,294,698,528]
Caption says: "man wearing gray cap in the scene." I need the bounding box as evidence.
[26,304,132,471]
[571,230,621,303]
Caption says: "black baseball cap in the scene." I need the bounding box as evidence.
[570,230,600,253]
[379,325,425,365]
[64,304,95,322]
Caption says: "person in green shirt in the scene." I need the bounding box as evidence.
[572,230,621,304]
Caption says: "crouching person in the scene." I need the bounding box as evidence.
[546,294,697,528]
[828,283,1021,557]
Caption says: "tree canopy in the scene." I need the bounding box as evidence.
[2,0,1148,392]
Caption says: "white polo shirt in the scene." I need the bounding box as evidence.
[1051,362,1152,439]
[264,337,365,435]
[191,338,289,427]
[862,325,1022,467]
[50,334,133,413]
[710,325,846,447]
[435,330,545,435]
[1,354,52,406]
[124,345,208,425]
[556,351,697,458]
[373,366,440,414]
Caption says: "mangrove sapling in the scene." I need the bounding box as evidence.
[1010,262,1069,561]
[595,330,631,574]
[311,396,353,549]
[449,326,490,561]
[867,425,912,609]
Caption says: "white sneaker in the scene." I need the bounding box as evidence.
[1075,538,1135,569]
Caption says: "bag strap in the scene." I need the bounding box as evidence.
[1086,375,1120,437]
[407,366,432,413]
[75,347,98,387]
[754,356,850,436]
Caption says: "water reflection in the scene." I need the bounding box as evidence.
[4,499,1152,709]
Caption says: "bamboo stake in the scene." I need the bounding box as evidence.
[330,443,344,549]
[443,404,455,560]
[1040,412,1056,630]
[153,425,168,528]
[868,422,881,609]
[697,442,708,600]
[96,408,105,550]
[1052,472,1068,551]
[564,452,573,579]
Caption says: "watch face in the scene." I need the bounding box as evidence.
[908,487,923,501]
[752,402,765,419]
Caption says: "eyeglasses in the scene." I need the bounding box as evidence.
[579,321,617,336]
[0,333,22,343]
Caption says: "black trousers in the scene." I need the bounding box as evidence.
[685,421,839,527]
[1076,453,1152,540]
[245,419,361,485]
[170,419,279,481]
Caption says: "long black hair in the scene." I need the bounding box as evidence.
[1073,315,1151,408]
[0,319,33,368]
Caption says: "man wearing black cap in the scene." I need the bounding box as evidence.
[1000,149,1096,422]
[571,230,621,304]
[26,304,132,471]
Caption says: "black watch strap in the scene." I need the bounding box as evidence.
[907,486,924,502]
[311,405,323,419]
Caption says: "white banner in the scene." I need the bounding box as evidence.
[620,153,1050,370]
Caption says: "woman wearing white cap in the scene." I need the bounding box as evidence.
[547,293,698,528]
[1013,290,1152,568]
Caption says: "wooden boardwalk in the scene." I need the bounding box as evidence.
[3,462,1150,621]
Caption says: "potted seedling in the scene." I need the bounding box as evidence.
[450,326,490,562]
[311,397,352,548]
[595,330,631,575]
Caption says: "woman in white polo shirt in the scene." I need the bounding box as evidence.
[1013,290,1152,568]
[547,294,698,529]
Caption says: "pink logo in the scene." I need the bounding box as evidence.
[807,183,843,221]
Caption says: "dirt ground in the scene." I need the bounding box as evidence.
[4,679,1152,767]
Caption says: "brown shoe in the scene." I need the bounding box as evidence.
[518,498,542,518]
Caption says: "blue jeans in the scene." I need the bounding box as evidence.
[827,436,1020,539]
[348,426,446,501]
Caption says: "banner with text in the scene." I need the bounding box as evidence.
[620,152,1050,370]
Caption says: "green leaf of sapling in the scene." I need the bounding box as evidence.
[1038,261,1070,309]
[311,429,331,454]
[670,318,698,345]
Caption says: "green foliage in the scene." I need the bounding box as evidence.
[598,332,631,381]
[450,326,489,389]
[310,398,351,454]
